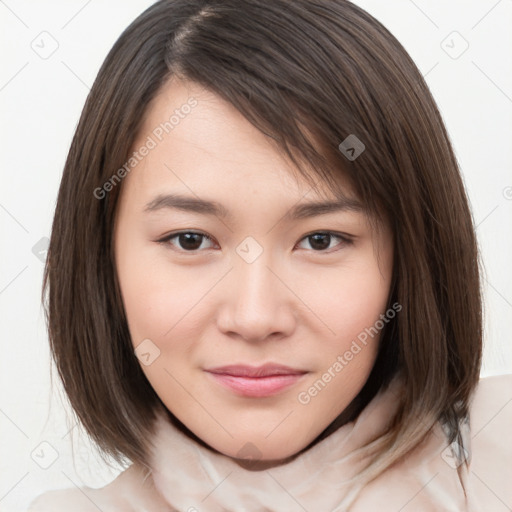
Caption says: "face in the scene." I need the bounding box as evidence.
[114,78,394,467]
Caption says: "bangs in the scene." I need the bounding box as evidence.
[162,1,411,221]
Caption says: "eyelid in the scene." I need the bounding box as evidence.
[300,229,354,242]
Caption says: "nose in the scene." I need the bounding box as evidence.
[216,251,297,343]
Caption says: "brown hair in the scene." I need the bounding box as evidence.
[42,0,482,495]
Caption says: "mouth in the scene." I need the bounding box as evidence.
[204,363,308,398]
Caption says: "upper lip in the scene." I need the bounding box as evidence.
[205,363,307,378]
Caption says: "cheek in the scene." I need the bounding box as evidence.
[303,258,391,348]
[116,242,224,355]
[120,265,204,343]
[116,252,211,396]
[294,261,390,413]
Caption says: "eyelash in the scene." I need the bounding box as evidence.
[156,230,353,254]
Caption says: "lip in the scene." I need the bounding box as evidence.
[204,364,308,398]
[205,363,307,377]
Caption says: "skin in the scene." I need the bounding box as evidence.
[114,78,394,469]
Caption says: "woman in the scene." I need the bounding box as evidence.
[30,0,511,510]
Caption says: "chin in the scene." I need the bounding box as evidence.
[210,433,308,468]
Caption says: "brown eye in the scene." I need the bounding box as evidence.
[297,232,352,252]
[308,233,332,251]
[177,233,204,250]
[159,231,216,252]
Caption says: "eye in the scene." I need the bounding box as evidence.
[157,230,352,254]
[158,231,217,252]
[296,231,352,252]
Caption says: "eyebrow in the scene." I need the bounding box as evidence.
[143,193,364,221]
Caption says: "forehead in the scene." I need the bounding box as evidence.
[121,77,357,210]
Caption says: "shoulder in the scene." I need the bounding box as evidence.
[27,463,172,512]
[470,373,512,414]
[469,373,512,442]
[468,374,512,508]
[27,487,96,512]
[351,374,512,511]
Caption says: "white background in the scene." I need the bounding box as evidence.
[1,1,511,510]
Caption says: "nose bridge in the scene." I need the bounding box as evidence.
[236,252,275,306]
[234,235,278,302]
[217,241,295,341]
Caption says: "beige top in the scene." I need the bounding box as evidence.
[28,374,512,511]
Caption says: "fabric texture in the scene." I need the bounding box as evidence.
[27,374,512,511]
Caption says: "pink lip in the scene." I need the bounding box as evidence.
[204,364,308,398]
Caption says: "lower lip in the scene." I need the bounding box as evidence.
[205,372,306,398]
